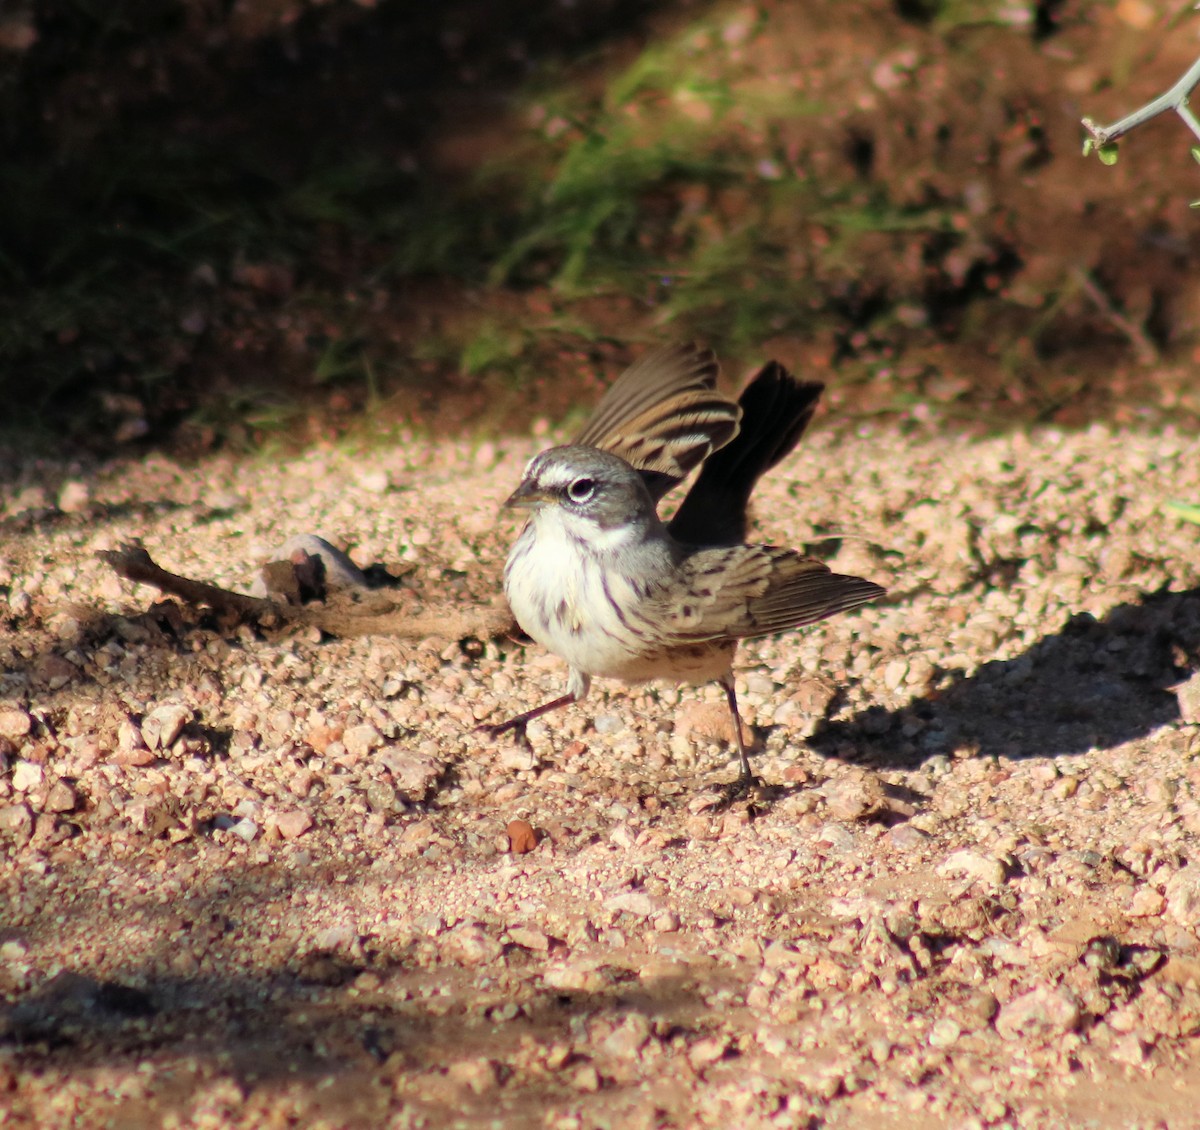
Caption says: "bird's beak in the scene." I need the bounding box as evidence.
[503,480,553,510]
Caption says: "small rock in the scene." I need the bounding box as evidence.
[313,924,356,951]
[0,939,28,961]
[763,941,815,970]
[1109,1032,1149,1066]
[887,824,929,850]
[278,535,369,591]
[402,914,438,942]
[305,724,342,754]
[675,700,752,747]
[36,653,78,689]
[609,824,636,849]
[508,926,550,952]
[353,970,381,992]
[43,781,78,813]
[443,924,503,966]
[399,819,435,851]
[0,709,32,739]
[822,772,884,821]
[1128,888,1166,918]
[365,781,399,814]
[928,1018,961,1048]
[275,810,313,840]
[745,674,775,696]
[788,678,837,716]
[357,469,391,495]
[57,481,91,513]
[126,800,167,835]
[687,1035,731,1071]
[343,724,383,759]
[379,748,442,801]
[113,744,156,767]
[938,849,1007,887]
[1098,545,1132,582]
[1173,671,1200,725]
[603,891,662,918]
[11,761,43,793]
[117,718,147,753]
[506,819,537,854]
[228,818,259,843]
[964,991,1000,1026]
[883,658,909,691]
[995,985,1080,1040]
[1119,982,1200,1039]
[571,1064,601,1093]
[447,1058,499,1095]
[1164,869,1200,925]
[602,1014,652,1061]
[498,745,537,772]
[0,804,32,838]
[816,822,857,852]
[142,704,191,751]
[861,707,893,736]
[545,962,610,993]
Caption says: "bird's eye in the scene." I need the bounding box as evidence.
[566,477,596,503]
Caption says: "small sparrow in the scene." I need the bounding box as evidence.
[479,343,884,788]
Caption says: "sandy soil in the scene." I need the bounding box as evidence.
[2,403,1200,1128]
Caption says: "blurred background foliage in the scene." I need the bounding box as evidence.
[0,0,1198,453]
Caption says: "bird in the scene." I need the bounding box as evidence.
[477,342,885,790]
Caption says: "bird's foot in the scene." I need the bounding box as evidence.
[475,718,532,750]
[715,770,762,809]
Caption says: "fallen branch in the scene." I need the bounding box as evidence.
[1069,266,1160,366]
[99,545,276,620]
[98,543,516,643]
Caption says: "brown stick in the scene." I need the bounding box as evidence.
[98,543,516,642]
[99,545,277,618]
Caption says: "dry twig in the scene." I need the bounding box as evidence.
[98,543,516,642]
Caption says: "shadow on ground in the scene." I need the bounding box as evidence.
[811,586,1200,769]
[0,859,731,1126]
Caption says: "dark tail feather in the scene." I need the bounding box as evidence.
[667,361,823,546]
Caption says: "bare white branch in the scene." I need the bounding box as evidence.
[1082,55,1200,148]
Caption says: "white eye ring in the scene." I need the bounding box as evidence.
[567,477,596,503]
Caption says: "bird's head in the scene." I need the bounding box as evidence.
[505,446,658,535]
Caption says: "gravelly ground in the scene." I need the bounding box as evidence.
[2,409,1200,1129]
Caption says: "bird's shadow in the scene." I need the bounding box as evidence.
[808,585,1200,770]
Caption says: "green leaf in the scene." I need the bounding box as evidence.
[1082,138,1093,158]
[1165,500,1200,525]
[1098,144,1119,166]
[1191,146,1200,165]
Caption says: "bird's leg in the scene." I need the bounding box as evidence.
[476,694,576,749]
[721,675,759,794]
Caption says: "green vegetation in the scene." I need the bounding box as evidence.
[4,6,903,441]
[0,0,1185,448]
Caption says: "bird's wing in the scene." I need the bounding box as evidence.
[667,361,824,545]
[575,343,741,502]
[654,545,885,643]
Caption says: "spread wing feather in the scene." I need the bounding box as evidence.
[667,361,824,545]
[575,343,741,500]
